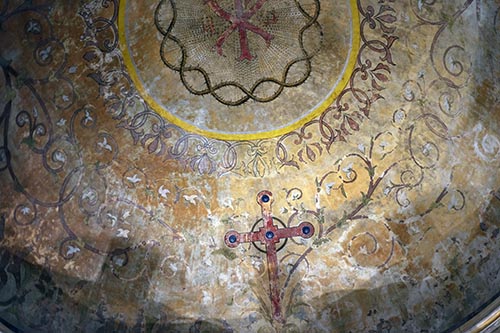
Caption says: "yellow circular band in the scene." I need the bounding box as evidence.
[118,1,361,141]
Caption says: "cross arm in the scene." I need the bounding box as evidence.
[224,229,260,248]
[275,221,315,240]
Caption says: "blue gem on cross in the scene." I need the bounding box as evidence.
[302,226,311,235]
[265,231,274,239]
[229,235,237,243]
[262,194,270,203]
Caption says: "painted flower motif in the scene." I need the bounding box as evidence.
[97,137,113,152]
[107,213,118,227]
[117,229,130,238]
[38,45,52,62]
[325,182,336,195]
[367,63,392,91]
[66,245,80,257]
[244,142,271,177]
[126,174,141,184]
[183,195,198,205]
[187,140,219,174]
[190,153,216,175]
[83,110,94,126]
[56,118,67,126]
[140,123,174,155]
[25,19,42,34]
[20,206,31,215]
[298,142,323,163]
[81,188,98,206]
[158,185,170,199]
[373,5,397,33]
[342,162,354,180]
[52,150,66,163]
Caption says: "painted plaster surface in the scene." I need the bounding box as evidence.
[0,0,499,332]
[120,0,356,138]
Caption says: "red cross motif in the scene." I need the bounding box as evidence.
[205,0,273,61]
[224,190,315,323]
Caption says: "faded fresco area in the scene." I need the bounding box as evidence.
[0,0,499,332]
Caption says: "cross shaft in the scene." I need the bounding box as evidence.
[224,190,314,323]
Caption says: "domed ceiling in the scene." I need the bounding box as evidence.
[0,0,499,332]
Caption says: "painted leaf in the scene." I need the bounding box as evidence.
[346,116,360,131]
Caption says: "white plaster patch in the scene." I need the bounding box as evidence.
[473,123,500,162]
[193,108,209,127]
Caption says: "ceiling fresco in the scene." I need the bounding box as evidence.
[0,0,499,332]
[119,0,358,139]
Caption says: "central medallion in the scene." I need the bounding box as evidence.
[119,0,359,140]
[154,0,321,105]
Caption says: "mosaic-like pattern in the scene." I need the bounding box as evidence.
[155,0,322,105]
[121,0,358,139]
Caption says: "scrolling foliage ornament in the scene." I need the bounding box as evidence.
[1,0,184,303]
[85,0,398,176]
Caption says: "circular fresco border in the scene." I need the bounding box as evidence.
[118,0,361,141]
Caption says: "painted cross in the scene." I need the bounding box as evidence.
[205,0,273,60]
[224,190,315,323]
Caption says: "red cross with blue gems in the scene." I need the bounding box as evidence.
[205,0,273,60]
[224,190,315,323]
